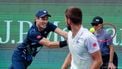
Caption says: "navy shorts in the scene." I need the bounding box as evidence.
[100,52,118,69]
[9,49,32,69]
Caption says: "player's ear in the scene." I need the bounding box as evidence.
[35,17,40,22]
[68,18,71,24]
[98,24,103,28]
[35,17,38,19]
[65,17,67,23]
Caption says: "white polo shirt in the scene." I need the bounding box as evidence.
[67,26,100,69]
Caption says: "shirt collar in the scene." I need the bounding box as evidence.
[73,26,84,40]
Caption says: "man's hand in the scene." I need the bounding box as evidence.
[39,38,50,47]
[39,38,59,48]
[108,62,116,69]
[61,65,69,69]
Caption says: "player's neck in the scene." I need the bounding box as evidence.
[71,25,81,38]
[36,24,44,32]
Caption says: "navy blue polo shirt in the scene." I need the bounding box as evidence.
[17,22,57,56]
[94,28,113,56]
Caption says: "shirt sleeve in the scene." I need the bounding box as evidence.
[85,35,100,53]
[48,22,57,31]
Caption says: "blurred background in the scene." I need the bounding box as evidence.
[0,0,122,69]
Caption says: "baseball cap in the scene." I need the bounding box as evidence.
[35,10,51,18]
[91,16,103,24]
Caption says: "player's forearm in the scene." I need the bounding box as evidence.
[109,45,114,63]
[47,41,60,48]
[90,60,102,69]
[61,53,71,69]
[60,31,68,39]
[54,28,68,39]
[90,51,103,69]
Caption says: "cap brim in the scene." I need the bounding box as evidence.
[91,21,100,24]
[47,14,51,17]
[39,14,51,18]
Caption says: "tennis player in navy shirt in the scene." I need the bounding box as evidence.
[9,9,67,69]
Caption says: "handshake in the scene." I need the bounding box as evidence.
[39,38,67,48]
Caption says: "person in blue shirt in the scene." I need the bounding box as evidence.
[9,10,67,69]
[90,16,118,69]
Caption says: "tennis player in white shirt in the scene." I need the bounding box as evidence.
[61,7,103,69]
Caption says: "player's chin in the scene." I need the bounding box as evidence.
[41,25,46,29]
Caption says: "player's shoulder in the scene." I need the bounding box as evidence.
[82,28,96,39]
[47,22,55,26]
[68,31,72,37]
[67,30,71,35]
[101,28,110,37]
[83,28,94,36]
[46,22,57,31]
[28,24,39,37]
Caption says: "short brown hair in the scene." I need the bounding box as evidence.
[65,7,82,24]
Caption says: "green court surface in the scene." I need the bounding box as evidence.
[0,2,122,69]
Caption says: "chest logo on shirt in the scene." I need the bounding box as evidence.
[37,35,42,39]
[76,38,84,43]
